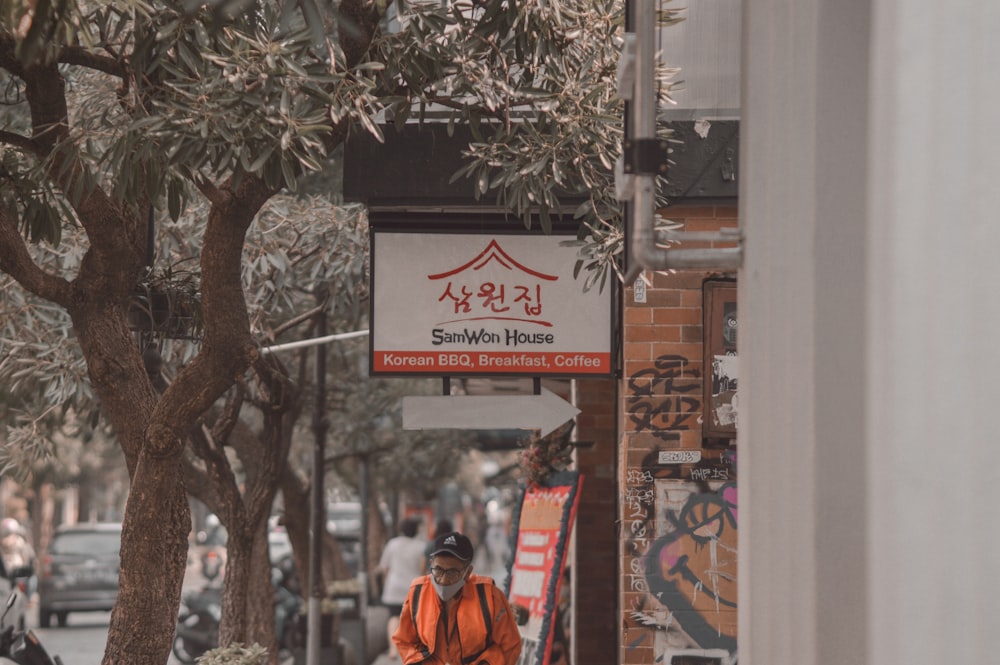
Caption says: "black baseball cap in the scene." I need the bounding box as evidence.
[428,531,474,561]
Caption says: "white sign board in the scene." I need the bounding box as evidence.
[371,231,613,376]
[658,450,702,465]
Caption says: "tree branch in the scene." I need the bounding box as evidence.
[0,206,73,306]
[0,130,42,157]
[149,175,273,447]
[0,35,26,78]
[338,0,383,69]
[193,174,226,206]
[268,304,324,340]
[57,45,125,78]
[211,381,246,445]
[16,57,144,265]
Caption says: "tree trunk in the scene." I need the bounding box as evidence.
[219,517,279,661]
[279,468,351,584]
[178,354,299,663]
[105,459,190,664]
[84,182,265,664]
[67,300,191,665]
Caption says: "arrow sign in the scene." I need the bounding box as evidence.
[402,388,580,437]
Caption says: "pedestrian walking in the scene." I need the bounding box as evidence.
[393,531,522,665]
[0,518,34,572]
[378,517,427,660]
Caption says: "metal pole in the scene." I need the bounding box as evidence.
[307,307,328,665]
[358,455,370,665]
[630,0,658,267]
[260,329,370,354]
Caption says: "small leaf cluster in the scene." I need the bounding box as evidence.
[111,3,383,217]
[195,642,269,665]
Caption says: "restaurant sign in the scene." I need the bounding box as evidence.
[371,229,613,377]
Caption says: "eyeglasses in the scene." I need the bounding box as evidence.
[430,565,468,583]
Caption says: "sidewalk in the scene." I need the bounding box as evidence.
[369,651,400,665]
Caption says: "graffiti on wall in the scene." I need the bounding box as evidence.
[626,465,738,664]
[624,353,738,665]
[627,355,702,437]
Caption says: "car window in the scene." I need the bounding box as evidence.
[51,532,120,555]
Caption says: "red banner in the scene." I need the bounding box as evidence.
[507,472,582,665]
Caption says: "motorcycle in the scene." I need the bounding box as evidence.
[0,592,62,665]
[172,585,222,664]
[173,559,304,664]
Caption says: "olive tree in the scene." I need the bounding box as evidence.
[0,0,677,662]
[0,192,468,660]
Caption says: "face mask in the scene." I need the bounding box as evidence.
[432,576,467,602]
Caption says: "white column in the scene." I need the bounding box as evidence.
[742,1,1000,665]
[740,0,871,664]
[867,2,1000,665]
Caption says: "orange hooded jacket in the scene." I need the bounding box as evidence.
[393,573,522,665]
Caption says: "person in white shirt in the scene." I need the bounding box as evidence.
[378,517,427,659]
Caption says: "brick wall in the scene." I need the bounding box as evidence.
[572,377,618,665]
[618,205,739,665]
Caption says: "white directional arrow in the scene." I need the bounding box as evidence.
[402,388,580,437]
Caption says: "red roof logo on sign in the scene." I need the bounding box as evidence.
[428,239,559,327]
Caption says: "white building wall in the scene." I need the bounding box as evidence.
[866,2,1000,664]
[741,1,1000,665]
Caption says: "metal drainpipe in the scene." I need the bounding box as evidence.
[628,0,743,272]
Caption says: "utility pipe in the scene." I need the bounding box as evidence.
[628,0,743,272]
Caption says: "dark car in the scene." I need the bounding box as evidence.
[38,522,122,628]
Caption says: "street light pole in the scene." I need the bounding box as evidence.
[307,305,327,665]
[358,454,370,665]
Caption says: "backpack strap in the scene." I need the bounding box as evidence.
[476,583,493,638]
[411,583,422,626]
[461,582,495,665]
[411,583,433,661]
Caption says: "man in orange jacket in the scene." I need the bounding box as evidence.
[393,531,522,665]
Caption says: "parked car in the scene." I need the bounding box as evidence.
[38,522,122,628]
[326,502,363,538]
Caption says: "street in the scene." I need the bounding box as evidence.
[21,553,392,665]
[28,609,185,665]
[31,610,113,664]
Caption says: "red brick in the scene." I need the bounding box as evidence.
[640,325,679,343]
[680,289,704,307]
[681,218,738,232]
[681,325,703,342]
[623,306,652,324]
[641,288,682,307]
[661,205,718,218]
[623,357,703,382]
[626,324,676,342]
[678,430,704,448]
[650,271,711,289]
[623,341,652,362]
[652,307,702,326]
[649,342,703,361]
